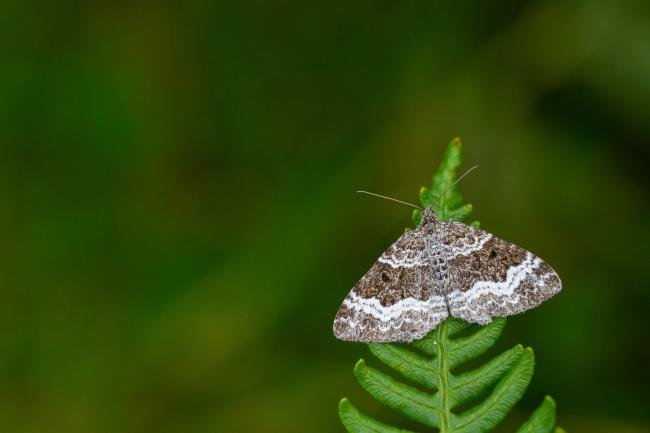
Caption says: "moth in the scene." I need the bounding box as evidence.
[333,207,562,342]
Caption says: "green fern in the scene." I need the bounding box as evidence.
[338,138,563,433]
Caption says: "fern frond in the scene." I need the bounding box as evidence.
[413,137,472,225]
[339,138,563,433]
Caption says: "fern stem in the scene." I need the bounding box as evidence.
[436,320,452,433]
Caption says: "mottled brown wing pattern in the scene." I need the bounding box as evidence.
[333,228,448,343]
[443,220,562,324]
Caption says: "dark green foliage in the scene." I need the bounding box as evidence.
[339,139,562,432]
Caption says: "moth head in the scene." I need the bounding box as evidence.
[420,207,441,227]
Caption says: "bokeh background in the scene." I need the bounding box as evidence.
[1,1,649,432]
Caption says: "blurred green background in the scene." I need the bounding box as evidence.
[1,1,649,432]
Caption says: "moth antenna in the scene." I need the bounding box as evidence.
[356,191,422,210]
[437,165,479,202]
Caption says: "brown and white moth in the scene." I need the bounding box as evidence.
[333,208,562,343]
